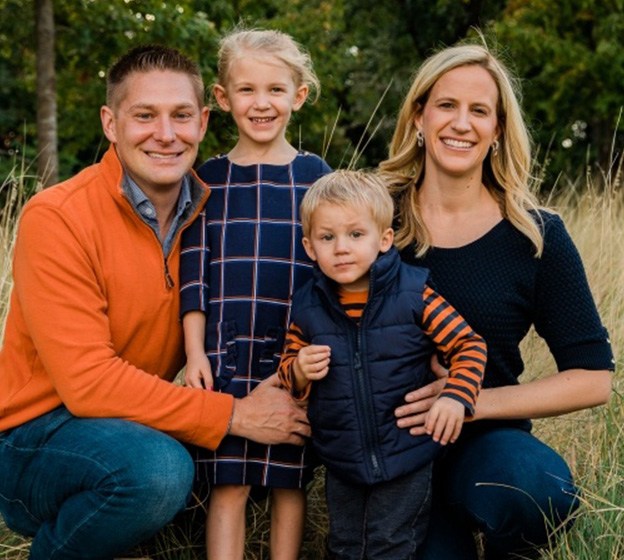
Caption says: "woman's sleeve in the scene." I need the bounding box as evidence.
[179,209,209,316]
[533,213,615,372]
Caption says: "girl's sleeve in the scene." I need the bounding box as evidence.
[179,209,210,316]
[533,214,614,372]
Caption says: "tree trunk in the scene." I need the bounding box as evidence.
[36,0,58,188]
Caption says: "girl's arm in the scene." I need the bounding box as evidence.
[182,310,213,389]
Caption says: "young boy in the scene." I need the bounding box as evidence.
[277,169,487,559]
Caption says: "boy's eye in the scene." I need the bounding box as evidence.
[321,234,334,241]
[350,231,363,238]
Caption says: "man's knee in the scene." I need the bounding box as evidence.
[121,433,195,524]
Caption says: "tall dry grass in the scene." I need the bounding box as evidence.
[0,163,622,559]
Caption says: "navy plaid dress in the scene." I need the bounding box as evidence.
[180,152,331,488]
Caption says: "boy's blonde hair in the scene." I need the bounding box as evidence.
[301,170,394,238]
[379,42,544,257]
[216,28,320,102]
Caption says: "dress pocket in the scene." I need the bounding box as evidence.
[257,326,286,377]
[206,320,238,390]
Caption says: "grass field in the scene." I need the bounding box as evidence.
[0,166,622,559]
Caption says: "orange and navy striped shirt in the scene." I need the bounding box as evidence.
[278,284,486,414]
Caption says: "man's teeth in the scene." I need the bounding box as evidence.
[149,152,179,159]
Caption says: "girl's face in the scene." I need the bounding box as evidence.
[214,53,308,154]
[415,64,499,182]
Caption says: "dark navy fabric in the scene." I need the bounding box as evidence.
[179,152,330,488]
[290,247,441,485]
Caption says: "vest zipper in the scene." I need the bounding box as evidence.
[354,337,382,480]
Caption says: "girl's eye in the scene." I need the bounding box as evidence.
[351,231,363,238]
[321,234,333,241]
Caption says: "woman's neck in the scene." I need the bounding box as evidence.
[418,175,503,248]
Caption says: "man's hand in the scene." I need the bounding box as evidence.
[395,354,448,436]
[229,374,311,445]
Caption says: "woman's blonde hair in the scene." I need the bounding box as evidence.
[300,170,394,238]
[379,42,544,257]
[216,28,320,102]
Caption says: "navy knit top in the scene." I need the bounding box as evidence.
[400,211,614,432]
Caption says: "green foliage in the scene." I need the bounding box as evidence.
[0,1,622,186]
[493,0,624,185]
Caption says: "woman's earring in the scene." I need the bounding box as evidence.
[492,139,500,156]
[417,130,424,148]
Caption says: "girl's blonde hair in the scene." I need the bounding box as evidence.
[216,28,320,102]
[300,170,394,238]
[379,43,544,257]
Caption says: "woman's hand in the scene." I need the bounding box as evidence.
[395,354,448,435]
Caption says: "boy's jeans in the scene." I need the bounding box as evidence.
[0,406,194,560]
[325,463,432,559]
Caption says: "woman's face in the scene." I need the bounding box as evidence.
[415,64,499,181]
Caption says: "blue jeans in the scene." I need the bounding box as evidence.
[0,406,194,560]
[325,463,432,559]
[419,427,580,560]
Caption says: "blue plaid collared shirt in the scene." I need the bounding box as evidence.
[123,174,192,256]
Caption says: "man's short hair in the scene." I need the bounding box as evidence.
[106,44,205,108]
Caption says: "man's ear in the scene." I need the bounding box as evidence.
[302,237,317,261]
[199,107,210,139]
[213,85,231,112]
[379,227,394,253]
[100,105,117,143]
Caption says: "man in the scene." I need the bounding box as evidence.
[0,45,310,560]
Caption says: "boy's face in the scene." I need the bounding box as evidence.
[303,201,393,292]
[100,69,209,199]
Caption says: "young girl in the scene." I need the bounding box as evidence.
[179,29,331,560]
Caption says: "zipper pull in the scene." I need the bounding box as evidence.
[164,259,175,289]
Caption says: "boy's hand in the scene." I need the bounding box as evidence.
[424,396,465,445]
[294,344,331,383]
[184,352,214,390]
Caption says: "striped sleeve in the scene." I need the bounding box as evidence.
[421,285,487,415]
[277,321,312,401]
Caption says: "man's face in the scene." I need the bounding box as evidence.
[100,69,209,197]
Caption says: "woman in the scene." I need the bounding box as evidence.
[379,43,614,559]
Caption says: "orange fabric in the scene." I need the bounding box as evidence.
[0,146,233,449]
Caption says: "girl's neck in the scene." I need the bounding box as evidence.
[227,138,297,166]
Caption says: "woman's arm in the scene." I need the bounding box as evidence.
[396,362,612,436]
[471,368,611,421]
